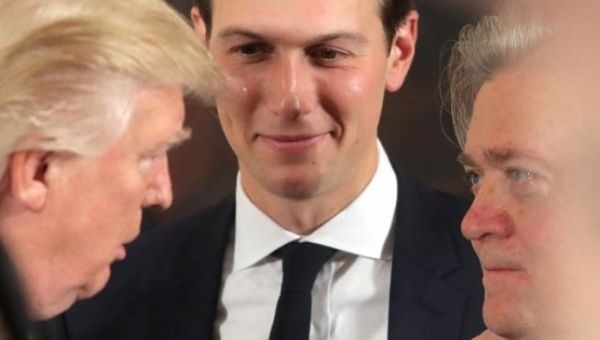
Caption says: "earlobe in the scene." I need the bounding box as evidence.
[385,10,419,92]
[190,6,208,45]
[8,151,51,211]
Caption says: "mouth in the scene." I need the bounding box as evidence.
[257,133,329,150]
[484,267,522,274]
[481,260,524,272]
[481,263,527,288]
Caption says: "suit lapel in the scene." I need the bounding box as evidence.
[388,173,467,340]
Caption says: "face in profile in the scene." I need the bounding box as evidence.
[193,0,416,203]
[4,85,188,319]
[459,59,600,338]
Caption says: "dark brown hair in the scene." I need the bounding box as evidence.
[194,0,416,46]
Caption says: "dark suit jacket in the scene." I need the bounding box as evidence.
[54,170,485,340]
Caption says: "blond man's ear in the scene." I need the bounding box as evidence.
[6,151,52,211]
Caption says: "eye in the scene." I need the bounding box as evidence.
[311,47,340,59]
[230,42,272,61]
[463,169,482,193]
[138,153,163,174]
[505,167,546,198]
[506,167,536,183]
[307,46,351,64]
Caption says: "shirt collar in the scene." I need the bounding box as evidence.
[233,141,398,271]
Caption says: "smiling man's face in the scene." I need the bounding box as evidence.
[194,0,416,205]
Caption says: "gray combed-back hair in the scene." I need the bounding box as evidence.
[0,0,222,178]
[446,3,553,148]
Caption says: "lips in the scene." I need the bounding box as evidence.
[257,133,328,150]
[480,259,523,272]
[483,267,522,275]
[115,246,127,261]
[480,259,527,288]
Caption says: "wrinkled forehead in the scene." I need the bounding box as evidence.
[466,41,600,188]
[474,33,600,138]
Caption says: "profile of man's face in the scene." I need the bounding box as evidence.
[192,0,416,203]
[459,54,600,338]
[2,86,188,319]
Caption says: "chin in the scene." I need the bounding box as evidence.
[79,267,112,300]
[483,299,534,339]
[271,175,326,200]
[28,290,78,321]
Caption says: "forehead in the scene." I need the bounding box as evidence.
[125,85,185,150]
[466,64,590,162]
[210,0,382,38]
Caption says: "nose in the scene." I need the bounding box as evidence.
[142,155,173,210]
[264,54,316,118]
[461,183,513,241]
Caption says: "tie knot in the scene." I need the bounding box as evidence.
[275,242,336,294]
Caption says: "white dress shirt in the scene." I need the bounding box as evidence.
[215,142,398,340]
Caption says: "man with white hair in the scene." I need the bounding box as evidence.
[448,2,600,339]
[0,0,219,327]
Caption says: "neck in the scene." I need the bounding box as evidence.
[242,145,379,235]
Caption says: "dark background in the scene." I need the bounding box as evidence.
[144,0,493,228]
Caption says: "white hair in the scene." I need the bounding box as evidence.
[446,3,552,148]
[0,0,221,177]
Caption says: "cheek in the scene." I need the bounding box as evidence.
[517,207,564,258]
[104,169,146,218]
[321,72,384,127]
[216,55,261,107]
[215,71,259,139]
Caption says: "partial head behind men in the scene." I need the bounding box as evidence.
[0,0,220,320]
[194,0,416,47]
[448,2,600,339]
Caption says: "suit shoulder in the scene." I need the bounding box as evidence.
[395,170,470,222]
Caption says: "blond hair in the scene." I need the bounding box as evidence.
[446,3,552,148]
[0,0,221,176]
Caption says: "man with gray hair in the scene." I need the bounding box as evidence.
[0,0,219,326]
[448,2,600,339]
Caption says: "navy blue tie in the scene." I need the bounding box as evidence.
[269,242,337,340]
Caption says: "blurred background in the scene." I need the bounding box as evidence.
[144,0,494,229]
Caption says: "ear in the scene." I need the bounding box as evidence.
[385,10,419,92]
[190,6,208,45]
[8,150,51,211]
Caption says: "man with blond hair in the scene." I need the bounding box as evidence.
[0,0,219,331]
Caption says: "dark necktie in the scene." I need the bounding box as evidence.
[269,242,337,340]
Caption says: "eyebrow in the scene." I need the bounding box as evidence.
[145,127,191,156]
[458,148,519,166]
[216,27,368,46]
[456,152,475,167]
[458,147,552,169]
[164,127,192,151]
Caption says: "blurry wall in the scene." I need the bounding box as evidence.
[143,0,492,228]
